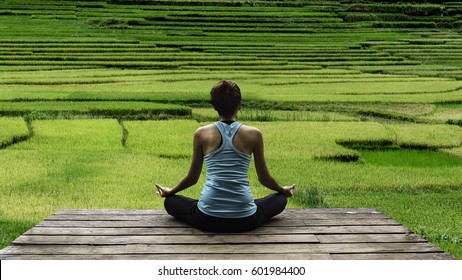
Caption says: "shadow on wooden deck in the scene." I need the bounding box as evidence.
[0,208,455,260]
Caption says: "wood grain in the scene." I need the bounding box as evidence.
[0,208,455,260]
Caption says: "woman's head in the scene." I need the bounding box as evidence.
[210,80,241,116]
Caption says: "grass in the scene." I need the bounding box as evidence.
[442,146,462,158]
[1,0,462,260]
[0,117,30,148]
[123,120,199,156]
[193,108,359,122]
[1,69,460,104]
[326,189,462,259]
[291,185,328,208]
[358,149,462,168]
[2,119,461,258]
[387,123,462,148]
[0,101,192,118]
[420,104,462,123]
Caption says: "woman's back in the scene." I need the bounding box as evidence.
[197,121,257,218]
[198,122,260,156]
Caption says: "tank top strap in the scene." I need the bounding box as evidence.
[215,121,241,141]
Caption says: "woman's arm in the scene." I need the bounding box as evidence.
[156,129,204,197]
[253,129,295,197]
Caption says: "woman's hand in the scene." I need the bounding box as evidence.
[281,184,296,197]
[155,184,174,197]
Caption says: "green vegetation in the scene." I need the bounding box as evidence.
[0,117,30,148]
[0,0,461,259]
[358,149,462,167]
[193,108,359,122]
[0,101,191,118]
[326,189,462,260]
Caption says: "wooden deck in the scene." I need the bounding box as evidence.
[0,208,455,260]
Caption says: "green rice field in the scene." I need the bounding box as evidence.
[0,0,461,259]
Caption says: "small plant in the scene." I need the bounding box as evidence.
[245,109,274,122]
[291,185,327,208]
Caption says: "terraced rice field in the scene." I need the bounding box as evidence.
[0,0,461,259]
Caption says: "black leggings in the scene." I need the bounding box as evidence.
[164,193,287,232]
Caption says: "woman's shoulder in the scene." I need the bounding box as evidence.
[195,123,219,137]
[196,123,215,131]
[198,123,216,130]
[237,124,263,143]
[239,124,261,134]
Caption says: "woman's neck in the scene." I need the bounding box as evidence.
[220,119,235,125]
[218,115,236,123]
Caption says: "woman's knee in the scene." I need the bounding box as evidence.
[274,193,287,212]
[164,196,172,212]
[268,193,288,208]
[255,193,287,216]
[164,195,198,216]
[280,193,288,207]
[164,195,179,215]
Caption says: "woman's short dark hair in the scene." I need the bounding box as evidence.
[210,80,241,115]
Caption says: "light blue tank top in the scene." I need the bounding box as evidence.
[198,121,257,218]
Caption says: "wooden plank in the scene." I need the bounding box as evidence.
[1,208,454,260]
[55,208,381,216]
[13,234,319,245]
[331,253,456,260]
[317,234,425,243]
[306,225,410,234]
[44,216,399,227]
[46,213,390,220]
[1,242,443,255]
[24,225,411,236]
[54,209,167,215]
[0,253,333,260]
[37,220,187,228]
[21,226,314,236]
[303,218,399,226]
[286,213,389,219]
[283,208,382,214]
[37,219,306,228]
[46,214,174,221]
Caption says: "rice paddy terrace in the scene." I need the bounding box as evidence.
[0,0,461,115]
[1,0,462,259]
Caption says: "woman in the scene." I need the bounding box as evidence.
[156,80,295,232]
